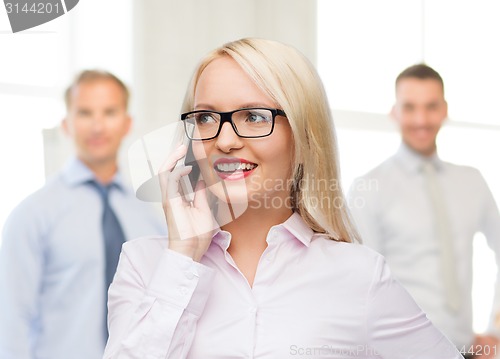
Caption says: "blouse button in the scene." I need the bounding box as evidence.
[179,286,188,295]
[185,271,194,280]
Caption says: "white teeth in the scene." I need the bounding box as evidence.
[216,162,257,172]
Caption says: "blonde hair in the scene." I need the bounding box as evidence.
[181,38,359,243]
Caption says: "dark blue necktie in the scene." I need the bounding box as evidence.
[88,180,126,339]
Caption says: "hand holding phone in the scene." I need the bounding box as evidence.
[135,133,199,203]
[159,141,216,261]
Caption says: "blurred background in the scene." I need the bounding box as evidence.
[0,0,499,333]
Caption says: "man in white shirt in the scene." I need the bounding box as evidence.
[349,64,500,358]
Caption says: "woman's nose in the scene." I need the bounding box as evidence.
[214,122,243,152]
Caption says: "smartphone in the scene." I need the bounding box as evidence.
[175,135,201,203]
[135,128,200,203]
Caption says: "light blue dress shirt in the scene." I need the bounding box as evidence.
[348,143,500,349]
[0,158,167,359]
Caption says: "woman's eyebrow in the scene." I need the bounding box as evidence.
[193,103,215,111]
[193,102,276,111]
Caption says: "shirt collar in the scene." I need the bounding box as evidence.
[280,212,315,247]
[211,212,315,251]
[394,142,444,174]
[61,157,126,192]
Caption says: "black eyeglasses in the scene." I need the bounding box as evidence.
[180,107,287,141]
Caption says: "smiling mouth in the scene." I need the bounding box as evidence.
[214,162,258,173]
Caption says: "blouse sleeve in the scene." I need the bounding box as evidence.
[367,255,462,359]
[103,240,215,359]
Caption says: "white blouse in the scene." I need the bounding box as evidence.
[103,213,461,358]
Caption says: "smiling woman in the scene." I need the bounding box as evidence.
[102,38,462,359]
[189,56,294,217]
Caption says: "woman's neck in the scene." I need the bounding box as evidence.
[219,204,293,252]
[218,204,292,287]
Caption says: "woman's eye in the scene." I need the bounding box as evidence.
[247,112,271,123]
[196,113,217,124]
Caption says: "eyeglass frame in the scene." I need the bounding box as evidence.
[180,107,287,141]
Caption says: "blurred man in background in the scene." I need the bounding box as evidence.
[349,64,500,358]
[0,70,166,359]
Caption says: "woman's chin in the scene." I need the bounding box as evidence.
[206,180,248,203]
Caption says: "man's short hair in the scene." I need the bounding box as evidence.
[395,64,444,94]
[64,70,130,110]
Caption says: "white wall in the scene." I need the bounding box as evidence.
[131,0,317,136]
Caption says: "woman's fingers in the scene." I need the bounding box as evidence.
[193,180,209,211]
[159,144,188,173]
[161,166,193,214]
[159,144,190,204]
[157,145,216,260]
